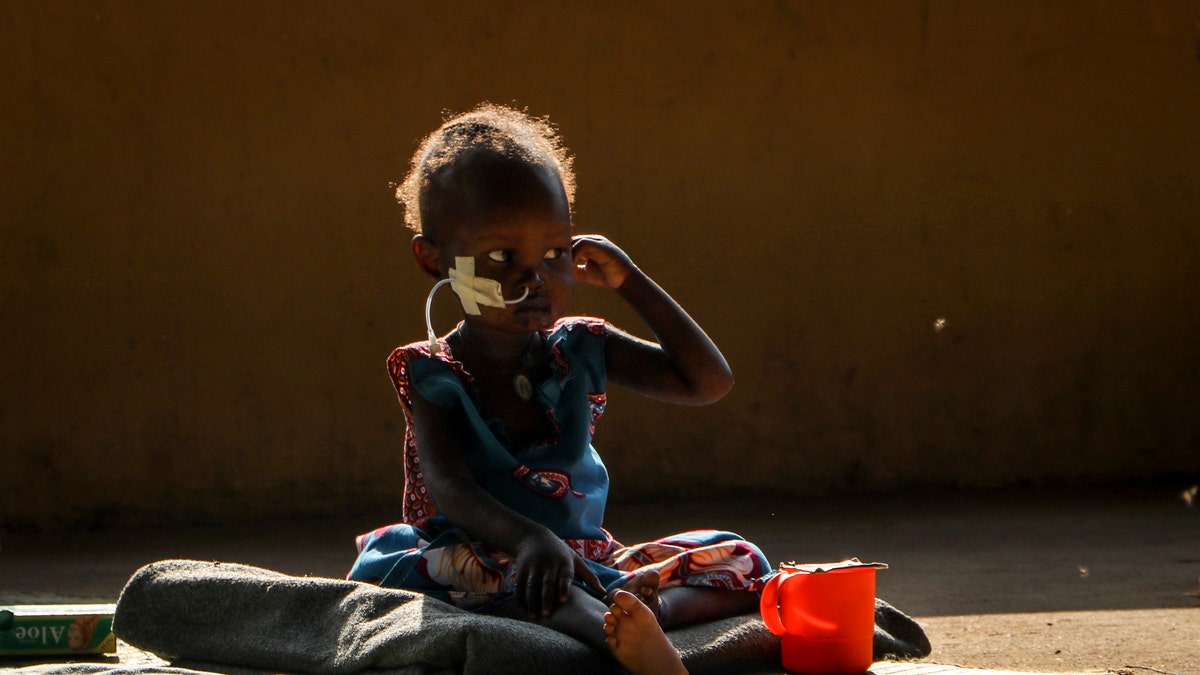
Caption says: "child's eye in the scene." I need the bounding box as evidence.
[487,250,511,263]
[544,248,566,260]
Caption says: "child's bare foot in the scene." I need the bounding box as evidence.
[604,589,688,675]
[606,568,662,621]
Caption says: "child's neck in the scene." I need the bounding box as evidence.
[453,321,538,365]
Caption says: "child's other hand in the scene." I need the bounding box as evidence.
[572,235,637,291]
[514,530,605,618]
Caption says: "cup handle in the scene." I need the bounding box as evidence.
[759,573,788,636]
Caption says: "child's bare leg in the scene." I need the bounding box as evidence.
[485,585,610,653]
[604,589,688,675]
[657,586,760,629]
[604,570,759,629]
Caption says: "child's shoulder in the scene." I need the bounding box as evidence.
[384,317,607,377]
[386,337,457,383]
[547,317,609,375]
[551,315,607,336]
[388,338,439,363]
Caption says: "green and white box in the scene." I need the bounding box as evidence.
[0,604,117,656]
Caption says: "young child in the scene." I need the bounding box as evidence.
[349,103,771,674]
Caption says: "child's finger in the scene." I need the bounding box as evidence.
[513,572,530,615]
[574,556,607,595]
[571,235,612,265]
[520,570,541,618]
[539,575,559,617]
[557,573,572,603]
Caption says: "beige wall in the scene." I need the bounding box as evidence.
[3,1,1198,530]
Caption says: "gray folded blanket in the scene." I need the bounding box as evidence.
[70,559,924,675]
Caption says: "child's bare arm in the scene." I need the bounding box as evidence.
[572,235,733,404]
[409,391,604,616]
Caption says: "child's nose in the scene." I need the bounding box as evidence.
[517,265,545,289]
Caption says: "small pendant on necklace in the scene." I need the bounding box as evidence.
[514,373,534,401]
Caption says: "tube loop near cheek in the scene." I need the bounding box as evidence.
[505,286,530,305]
[424,281,531,353]
[425,278,454,353]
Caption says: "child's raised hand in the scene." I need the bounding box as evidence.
[572,234,638,291]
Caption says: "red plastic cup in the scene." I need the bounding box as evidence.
[760,563,878,674]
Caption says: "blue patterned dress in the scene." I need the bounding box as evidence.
[349,316,770,608]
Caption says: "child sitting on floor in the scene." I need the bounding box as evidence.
[349,103,771,675]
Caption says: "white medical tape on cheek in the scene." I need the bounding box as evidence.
[424,256,532,353]
[448,257,490,315]
[448,256,529,313]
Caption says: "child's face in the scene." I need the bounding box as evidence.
[428,163,574,334]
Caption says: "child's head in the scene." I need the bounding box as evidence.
[396,103,576,238]
[403,104,579,334]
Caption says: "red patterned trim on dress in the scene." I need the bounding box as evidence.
[387,339,473,410]
[511,465,585,499]
[578,316,607,336]
[564,531,619,562]
[387,339,473,530]
[587,392,606,437]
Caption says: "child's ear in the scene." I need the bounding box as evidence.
[412,235,444,279]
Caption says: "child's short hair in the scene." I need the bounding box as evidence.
[396,103,576,234]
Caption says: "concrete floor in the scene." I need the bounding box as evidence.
[2,482,1198,673]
